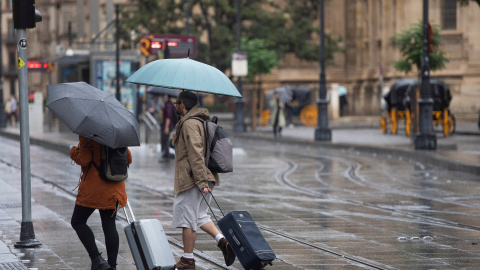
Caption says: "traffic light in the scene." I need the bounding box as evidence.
[13,0,42,29]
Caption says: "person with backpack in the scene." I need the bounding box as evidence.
[170,91,235,269]
[159,94,176,161]
[70,135,132,270]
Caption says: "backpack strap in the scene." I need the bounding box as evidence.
[81,139,102,181]
[185,117,211,167]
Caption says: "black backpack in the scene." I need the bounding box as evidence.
[83,142,129,182]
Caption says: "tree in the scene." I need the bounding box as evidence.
[458,0,480,6]
[390,21,449,74]
[241,38,277,82]
[121,1,344,73]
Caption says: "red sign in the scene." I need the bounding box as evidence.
[140,34,197,57]
[27,60,48,71]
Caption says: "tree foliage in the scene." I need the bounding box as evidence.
[457,0,480,6]
[241,38,277,81]
[121,0,345,75]
[390,21,449,74]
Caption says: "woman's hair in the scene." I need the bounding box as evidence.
[177,91,198,111]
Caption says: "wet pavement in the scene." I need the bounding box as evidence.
[0,116,480,269]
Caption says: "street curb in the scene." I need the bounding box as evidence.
[0,129,73,155]
[232,132,480,175]
[2,127,480,175]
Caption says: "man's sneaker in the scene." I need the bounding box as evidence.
[177,256,195,269]
[217,237,236,266]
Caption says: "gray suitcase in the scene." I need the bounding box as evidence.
[123,201,176,270]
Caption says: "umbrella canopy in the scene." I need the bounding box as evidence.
[147,87,179,97]
[338,85,348,96]
[46,82,140,149]
[126,58,242,98]
[266,87,293,103]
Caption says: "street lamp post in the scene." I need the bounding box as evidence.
[115,4,121,101]
[315,0,331,141]
[233,0,246,132]
[0,0,6,128]
[414,0,436,149]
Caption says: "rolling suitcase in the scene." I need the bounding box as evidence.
[202,193,276,269]
[123,201,176,270]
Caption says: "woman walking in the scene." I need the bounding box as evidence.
[270,91,286,138]
[70,135,132,270]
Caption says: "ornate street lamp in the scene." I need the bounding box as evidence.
[415,0,436,149]
[315,0,331,141]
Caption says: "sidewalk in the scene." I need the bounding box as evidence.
[0,115,479,269]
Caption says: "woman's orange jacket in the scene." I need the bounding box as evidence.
[70,135,132,210]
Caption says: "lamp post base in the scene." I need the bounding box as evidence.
[414,133,436,150]
[233,98,247,132]
[14,222,41,248]
[315,128,331,141]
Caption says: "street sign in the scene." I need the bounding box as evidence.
[231,51,248,77]
[140,34,197,58]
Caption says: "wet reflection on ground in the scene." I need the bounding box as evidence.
[1,135,480,269]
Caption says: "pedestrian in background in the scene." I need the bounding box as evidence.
[159,94,176,161]
[9,96,17,126]
[270,91,286,138]
[170,91,235,269]
[4,97,11,125]
[70,136,132,270]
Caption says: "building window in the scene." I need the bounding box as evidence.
[442,0,457,30]
[8,52,16,71]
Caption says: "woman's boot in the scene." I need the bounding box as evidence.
[91,254,110,270]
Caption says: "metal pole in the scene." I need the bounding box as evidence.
[115,4,120,101]
[185,0,190,35]
[414,0,436,149]
[14,29,41,248]
[233,0,246,132]
[0,0,6,128]
[314,0,331,141]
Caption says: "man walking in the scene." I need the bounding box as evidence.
[171,91,235,269]
[159,94,176,161]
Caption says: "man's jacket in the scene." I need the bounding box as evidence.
[173,104,219,194]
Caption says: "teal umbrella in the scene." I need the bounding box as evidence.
[126,58,242,98]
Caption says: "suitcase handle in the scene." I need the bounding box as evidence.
[199,190,224,223]
[123,200,136,224]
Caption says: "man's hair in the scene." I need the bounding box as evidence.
[178,91,198,111]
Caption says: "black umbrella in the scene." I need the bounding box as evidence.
[147,87,180,97]
[46,82,140,148]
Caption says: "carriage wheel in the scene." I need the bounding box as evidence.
[447,111,456,135]
[405,109,411,136]
[299,105,318,127]
[443,109,449,137]
[390,108,397,134]
[380,117,387,134]
[260,109,271,126]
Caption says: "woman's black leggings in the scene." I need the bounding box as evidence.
[71,204,119,267]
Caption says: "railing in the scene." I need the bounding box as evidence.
[143,112,160,145]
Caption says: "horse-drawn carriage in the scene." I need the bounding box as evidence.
[381,79,455,137]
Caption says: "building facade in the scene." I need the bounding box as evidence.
[1,0,479,123]
[259,0,480,118]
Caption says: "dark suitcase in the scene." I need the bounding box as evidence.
[123,201,176,270]
[203,193,276,269]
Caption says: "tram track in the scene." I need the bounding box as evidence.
[261,144,480,232]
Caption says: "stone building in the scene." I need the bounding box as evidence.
[1,0,479,124]
[260,0,480,119]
